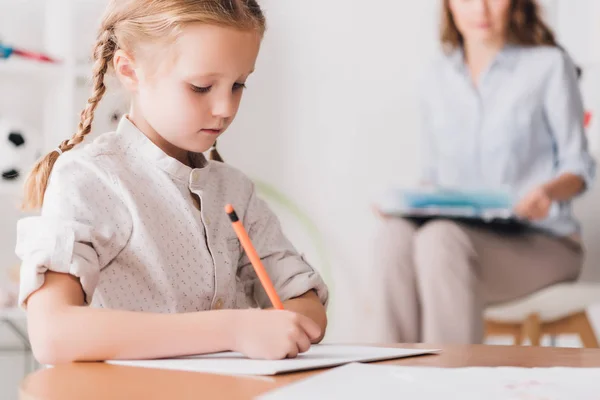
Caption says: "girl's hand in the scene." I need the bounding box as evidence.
[514,186,553,221]
[231,309,322,360]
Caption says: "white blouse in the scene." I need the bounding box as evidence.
[16,117,328,312]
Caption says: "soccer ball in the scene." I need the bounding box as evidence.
[0,118,38,192]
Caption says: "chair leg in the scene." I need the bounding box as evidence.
[538,311,599,349]
[572,312,599,348]
[521,313,542,346]
[485,320,522,345]
[511,331,521,346]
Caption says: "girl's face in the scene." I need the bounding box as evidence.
[448,0,512,46]
[116,23,261,162]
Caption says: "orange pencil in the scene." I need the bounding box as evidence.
[225,204,285,310]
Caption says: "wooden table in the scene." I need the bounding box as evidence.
[20,344,600,400]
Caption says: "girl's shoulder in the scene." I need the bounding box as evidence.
[50,130,127,188]
[41,131,132,218]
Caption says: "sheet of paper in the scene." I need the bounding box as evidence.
[259,362,600,400]
[106,344,438,376]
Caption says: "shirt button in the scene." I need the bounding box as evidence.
[214,298,223,310]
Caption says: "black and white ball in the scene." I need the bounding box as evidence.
[0,119,38,188]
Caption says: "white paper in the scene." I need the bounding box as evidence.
[106,344,438,376]
[259,362,600,400]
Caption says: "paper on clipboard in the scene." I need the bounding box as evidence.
[376,186,517,222]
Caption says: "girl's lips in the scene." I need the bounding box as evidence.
[201,129,222,135]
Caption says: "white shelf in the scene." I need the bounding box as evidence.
[0,59,99,86]
[0,58,61,77]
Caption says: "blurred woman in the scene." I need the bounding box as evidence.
[373,0,595,344]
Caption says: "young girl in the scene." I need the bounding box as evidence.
[16,0,328,364]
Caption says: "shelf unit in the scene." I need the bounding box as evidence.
[0,58,61,77]
[0,0,125,199]
[0,0,125,321]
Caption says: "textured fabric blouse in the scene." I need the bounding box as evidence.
[16,117,328,312]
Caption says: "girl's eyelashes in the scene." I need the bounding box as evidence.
[232,82,247,91]
[191,84,211,93]
[190,82,247,93]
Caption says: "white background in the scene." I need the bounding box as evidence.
[219,0,600,341]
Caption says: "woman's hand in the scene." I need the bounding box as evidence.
[514,186,553,221]
[372,204,391,219]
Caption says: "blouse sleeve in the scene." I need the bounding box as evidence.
[15,152,132,308]
[236,182,329,309]
[543,51,596,193]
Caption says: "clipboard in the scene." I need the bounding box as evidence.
[376,187,527,232]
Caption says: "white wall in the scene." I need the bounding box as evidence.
[221,0,600,341]
[220,0,441,340]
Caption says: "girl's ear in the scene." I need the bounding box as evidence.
[113,49,140,91]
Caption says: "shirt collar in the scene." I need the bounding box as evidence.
[116,115,211,185]
[447,43,519,72]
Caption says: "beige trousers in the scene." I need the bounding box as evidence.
[372,218,583,344]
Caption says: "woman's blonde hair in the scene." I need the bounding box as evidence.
[440,0,557,52]
[22,0,265,210]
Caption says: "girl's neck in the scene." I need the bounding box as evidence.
[127,107,191,167]
[463,37,506,87]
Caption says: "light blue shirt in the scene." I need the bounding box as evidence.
[420,44,596,237]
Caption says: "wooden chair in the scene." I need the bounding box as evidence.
[484,282,600,347]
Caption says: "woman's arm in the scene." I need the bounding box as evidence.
[515,173,585,221]
[542,52,595,194]
[515,52,595,221]
[27,272,322,365]
[542,173,586,201]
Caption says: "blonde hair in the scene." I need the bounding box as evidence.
[22,0,266,210]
